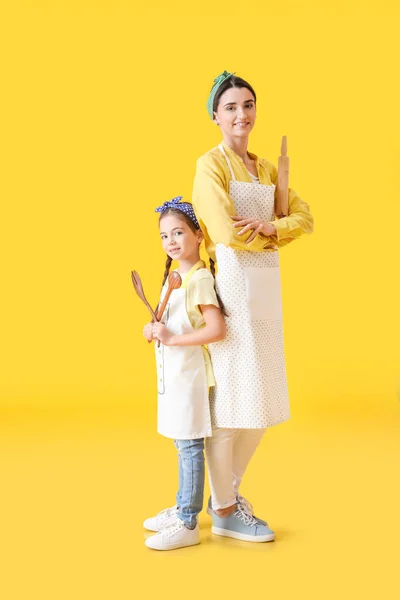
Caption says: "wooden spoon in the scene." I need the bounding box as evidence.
[156,271,182,321]
[155,271,182,347]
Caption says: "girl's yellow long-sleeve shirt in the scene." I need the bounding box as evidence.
[192,142,314,261]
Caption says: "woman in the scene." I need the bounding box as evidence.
[192,71,314,543]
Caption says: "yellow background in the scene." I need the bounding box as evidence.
[0,1,399,599]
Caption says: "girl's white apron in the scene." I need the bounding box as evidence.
[208,144,290,429]
[156,263,212,440]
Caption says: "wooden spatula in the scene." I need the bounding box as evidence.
[131,271,158,322]
[275,135,289,218]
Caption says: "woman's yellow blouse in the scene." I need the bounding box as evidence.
[192,142,314,261]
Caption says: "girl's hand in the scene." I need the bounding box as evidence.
[152,322,175,346]
[231,215,276,243]
[143,322,154,341]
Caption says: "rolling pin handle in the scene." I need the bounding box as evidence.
[281,135,287,156]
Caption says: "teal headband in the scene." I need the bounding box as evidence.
[206,70,235,119]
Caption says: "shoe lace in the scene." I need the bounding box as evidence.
[235,504,258,527]
[162,518,185,535]
[237,495,254,516]
[157,506,178,530]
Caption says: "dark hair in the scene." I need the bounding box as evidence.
[159,208,228,316]
[212,75,257,117]
[208,258,228,316]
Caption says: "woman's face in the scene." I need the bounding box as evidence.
[214,86,256,139]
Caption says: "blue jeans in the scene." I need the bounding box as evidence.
[174,438,205,529]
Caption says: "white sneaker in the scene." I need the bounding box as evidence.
[143,505,178,532]
[145,518,200,551]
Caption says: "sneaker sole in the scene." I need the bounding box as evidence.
[145,539,200,551]
[212,526,275,543]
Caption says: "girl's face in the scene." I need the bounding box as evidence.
[214,86,256,139]
[159,213,203,262]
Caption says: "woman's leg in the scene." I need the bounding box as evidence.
[174,438,205,529]
[206,427,275,542]
[232,428,267,496]
[205,428,238,511]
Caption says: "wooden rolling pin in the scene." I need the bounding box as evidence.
[275,135,289,218]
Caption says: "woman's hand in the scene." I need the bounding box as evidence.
[143,322,154,341]
[152,322,175,346]
[231,215,276,243]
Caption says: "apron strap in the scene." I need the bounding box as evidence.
[181,260,206,289]
[218,143,236,181]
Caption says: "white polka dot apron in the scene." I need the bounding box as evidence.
[207,144,290,429]
[156,263,212,440]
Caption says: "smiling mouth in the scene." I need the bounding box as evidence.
[169,247,181,254]
[234,122,249,127]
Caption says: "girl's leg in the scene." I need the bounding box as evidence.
[205,428,238,511]
[176,450,183,508]
[173,438,205,529]
[232,428,267,496]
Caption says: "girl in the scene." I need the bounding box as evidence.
[191,72,314,542]
[142,196,226,551]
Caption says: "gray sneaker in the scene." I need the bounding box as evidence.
[237,495,268,526]
[207,495,268,526]
[211,504,275,543]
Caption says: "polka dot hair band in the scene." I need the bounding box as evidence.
[155,196,200,230]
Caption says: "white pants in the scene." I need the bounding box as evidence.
[205,427,266,510]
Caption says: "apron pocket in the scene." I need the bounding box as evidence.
[244,266,282,321]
